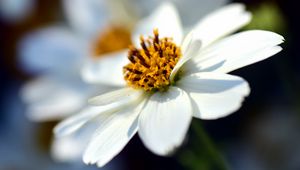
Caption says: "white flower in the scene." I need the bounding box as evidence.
[55,2,283,167]
[19,0,132,162]
[129,0,228,27]
[19,0,113,121]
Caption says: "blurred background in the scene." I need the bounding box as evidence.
[0,0,299,169]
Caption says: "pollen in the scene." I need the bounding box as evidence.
[123,29,182,91]
[92,25,132,57]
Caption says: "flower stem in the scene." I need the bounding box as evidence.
[178,121,229,170]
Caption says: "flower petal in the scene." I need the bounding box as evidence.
[81,50,128,86]
[172,0,228,27]
[177,72,250,119]
[186,30,284,74]
[21,75,90,121]
[132,2,183,46]
[138,87,192,155]
[132,0,227,27]
[51,135,85,162]
[192,3,252,48]
[63,0,109,36]
[54,106,115,138]
[54,87,141,137]
[52,120,98,162]
[18,26,86,74]
[170,32,201,82]
[88,87,144,106]
[83,99,146,167]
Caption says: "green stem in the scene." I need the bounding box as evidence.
[191,122,229,170]
[178,121,230,170]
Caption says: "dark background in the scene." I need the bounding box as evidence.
[0,0,299,169]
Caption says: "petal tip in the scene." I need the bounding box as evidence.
[83,151,95,165]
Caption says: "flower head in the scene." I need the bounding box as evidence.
[124,29,182,91]
[20,0,136,163]
[55,2,284,167]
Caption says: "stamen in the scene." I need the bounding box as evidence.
[135,53,150,68]
[128,54,136,64]
[123,29,182,91]
[124,67,142,74]
[140,37,151,58]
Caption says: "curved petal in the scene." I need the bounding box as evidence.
[54,87,141,137]
[83,99,147,167]
[138,87,192,155]
[192,3,252,48]
[63,0,109,37]
[177,72,250,119]
[132,0,227,27]
[89,87,144,106]
[21,75,91,121]
[81,50,128,86]
[51,135,84,162]
[18,26,87,74]
[51,120,97,162]
[132,2,183,46]
[186,30,284,74]
[172,0,228,27]
[170,32,201,82]
[54,106,115,138]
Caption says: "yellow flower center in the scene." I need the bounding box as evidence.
[92,25,132,57]
[123,29,182,91]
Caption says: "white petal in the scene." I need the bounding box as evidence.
[218,46,283,73]
[177,72,250,119]
[83,99,147,167]
[186,30,284,74]
[54,86,141,137]
[89,87,144,106]
[51,136,84,162]
[132,0,227,28]
[170,32,201,82]
[172,0,228,27]
[81,50,128,86]
[132,2,183,46]
[138,87,192,155]
[51,126,92,162]
[54,106,115,138]
[21,75,90,121]
[180,31,195,55]
[63,0,109,36]
[52,120,97,162]
[192,3,252,48]
[18,26,86,74]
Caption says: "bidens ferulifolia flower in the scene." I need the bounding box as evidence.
[20,0,133,163]
[55,2,284,167]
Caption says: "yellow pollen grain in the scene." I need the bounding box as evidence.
[92,25,132,57]
[123,29,182,91]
